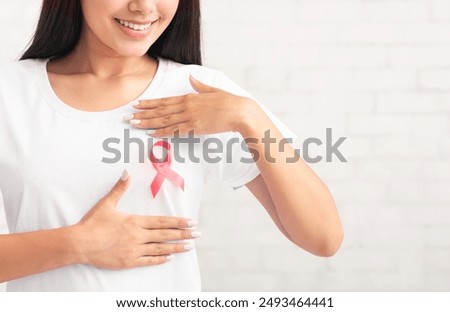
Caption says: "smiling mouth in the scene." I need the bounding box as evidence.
[114,18,155,31]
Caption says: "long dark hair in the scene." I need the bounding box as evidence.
[20,0,202,65]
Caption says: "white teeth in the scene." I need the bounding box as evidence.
[117,18,152,31]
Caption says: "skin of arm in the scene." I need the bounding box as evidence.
[239,103,344,257]
[0,227,81,283]
[132,77,344,257]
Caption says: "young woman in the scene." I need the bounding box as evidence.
[0,0,343,291]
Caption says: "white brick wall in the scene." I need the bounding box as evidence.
[1,0,449,292]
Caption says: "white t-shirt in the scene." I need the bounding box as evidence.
[0,57,297,291]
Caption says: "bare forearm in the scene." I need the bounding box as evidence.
[0,225,82,283]
[239,101,344,256]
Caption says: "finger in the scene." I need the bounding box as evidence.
[104,169,130,205]
[134,255,174,267]
[144,229,202,243]
[133,96,186,109]
[131,103,185,121]
[140,243,194,256]
[138,216,197,230]
[130,113,189,130]
[189,75,222,93]
[148,124,196,138]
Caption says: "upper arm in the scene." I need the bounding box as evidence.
[245,174,291,240]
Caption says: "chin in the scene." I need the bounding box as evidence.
[115,46,152,58]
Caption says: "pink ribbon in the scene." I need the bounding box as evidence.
[149,140,185,198]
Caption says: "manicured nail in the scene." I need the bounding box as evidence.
[147,129,156,135]
[120,169,129,181]
[128,100,140,106]
[191,231,202,238]
[166,255,175,261]
[184,244,194,251]
[187,220,198,227]
[123,114,134,121]
[130,119,141,125]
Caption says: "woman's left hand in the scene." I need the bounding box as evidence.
[126,76,258,137]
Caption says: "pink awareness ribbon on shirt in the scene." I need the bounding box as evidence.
[149,140,185,198]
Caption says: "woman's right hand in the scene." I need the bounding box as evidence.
[74,170,199,270]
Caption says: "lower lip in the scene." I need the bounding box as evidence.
[115,19,154,39]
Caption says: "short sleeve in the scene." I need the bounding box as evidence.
[201,71,298,190]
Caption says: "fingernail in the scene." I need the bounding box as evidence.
[184,244,194,251]
[166,255,175,261]
[130,119,141,125]
[128,100,140,106]
[187,220,198,227]
[191,231,202,238]
[147,129,156,135]
[123,114,134,121]
[120,169,129,181]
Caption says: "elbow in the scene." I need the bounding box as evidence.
[284,199,344,257]
[291,225,344,258]
[315,227,344,257]
[0,271,11,284]
[311,200,344,257]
